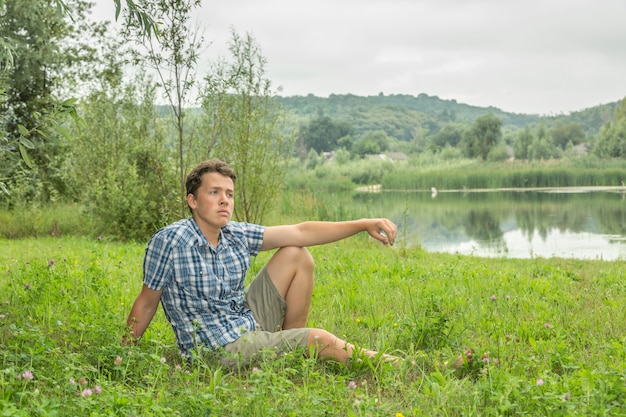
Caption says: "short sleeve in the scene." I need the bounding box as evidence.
[143,232,173,290]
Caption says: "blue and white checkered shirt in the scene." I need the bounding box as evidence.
[143,218,265,356]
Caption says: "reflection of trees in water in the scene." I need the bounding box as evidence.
[515,204,590,242]
[596,203,626,237]
[463,210,506,252]
[352,190,626,249]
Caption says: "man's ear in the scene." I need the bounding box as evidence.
[186,193,196,210]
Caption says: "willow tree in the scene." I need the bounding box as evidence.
[200,30,294,224]
[122,0,204,219]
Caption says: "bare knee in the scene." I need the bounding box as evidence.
[307,328,336,348]
[276,246,314,270]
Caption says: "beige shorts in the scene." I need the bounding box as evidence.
[220,266,311,368]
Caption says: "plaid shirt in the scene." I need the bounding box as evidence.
[143,218,265,356]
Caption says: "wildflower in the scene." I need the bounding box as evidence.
[563,392,571,401]
[0,314,5,319]
[21,370,34,380]
[24,283,31,290]
[160,357,167,363]
[175,364,182,370]
[252,367,260,373]
[69,378,76,385]
[114,356,123,366]
[93,385,102,394]
[81,388,93,398]
[48,259,55,268]
[348,380,357,389]
[505,295,510,300]
[78,377,87,385]
[490,295,497,301]
[96,235,102,241]
[544,323,552,328]
[536,378,544,386]
[396,413,405,417]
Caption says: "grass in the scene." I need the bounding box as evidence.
[1,236,626,416]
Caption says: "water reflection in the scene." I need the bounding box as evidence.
[353,190,626,260]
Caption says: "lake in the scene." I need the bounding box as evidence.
[353,188,626,260]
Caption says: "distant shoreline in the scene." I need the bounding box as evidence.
[356,185,626,193]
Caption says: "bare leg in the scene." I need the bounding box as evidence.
[307,328,399,365]
[264,246,315,329]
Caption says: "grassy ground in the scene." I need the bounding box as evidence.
[1,236,625,416]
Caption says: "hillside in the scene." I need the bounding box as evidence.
[277,93,618,139]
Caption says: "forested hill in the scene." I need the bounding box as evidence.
[275,93,618,138]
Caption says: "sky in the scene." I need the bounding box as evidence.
[91,0,626,116]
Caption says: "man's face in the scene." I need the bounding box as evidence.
[187,172,234,231]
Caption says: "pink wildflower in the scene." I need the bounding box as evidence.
[490,295,497,301]
[160,357,166,363]
[81,388,93,398]
[93,385,102,394]
[78,377,87,385]
[69,378,76,385]
[20,370,34,380]
[348,380,357,389]
[544,323,552,328]
[114,356,123,366]
[536,379,544,386]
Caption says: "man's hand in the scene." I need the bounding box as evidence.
[366,218,397,246]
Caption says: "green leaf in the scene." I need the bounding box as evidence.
[19,143,34,168]
[18,136,35,149]
[51,121,72,140]
[17,124,30,137]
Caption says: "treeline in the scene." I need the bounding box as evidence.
[289,95,625,163]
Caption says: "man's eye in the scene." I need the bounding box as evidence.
[227,193,234,198]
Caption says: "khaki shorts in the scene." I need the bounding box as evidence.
[220,266,311,368]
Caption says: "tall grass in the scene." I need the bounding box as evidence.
[382,160,626,191]
[1,237,625,416]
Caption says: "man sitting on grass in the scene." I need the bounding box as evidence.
[124,159,400,368]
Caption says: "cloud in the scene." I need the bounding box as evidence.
[93,0,626,115]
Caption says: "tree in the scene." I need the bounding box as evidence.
[459,114,503,160]
[550,122,585,149]
[428,123,465,151]
[122,0,204,219]
[0,0,92,201]
[300,116,353,153]
[528,124,561,160]
[513,125,534,160]
[593,97,626,158]
[199,30,294,224]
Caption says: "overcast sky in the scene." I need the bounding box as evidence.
[92,0,626,116]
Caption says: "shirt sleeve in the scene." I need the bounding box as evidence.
[241,222,265,257]
[142,231,173,290]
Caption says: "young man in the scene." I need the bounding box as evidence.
[124,159,399,368]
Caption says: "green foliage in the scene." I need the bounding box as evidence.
[200,30,294,224]
[593,98,626,158]
[300,116,353,153]
[459,114,503,160]
[122,0,204,219]
[2,237,626,415]
[382,160,626,190]
[0,204,92,239]
[61,74,178,241]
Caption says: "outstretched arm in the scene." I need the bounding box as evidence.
[123,284,162,345]
[261,218,396,251]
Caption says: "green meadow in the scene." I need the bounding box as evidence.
[1,235,625,416]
